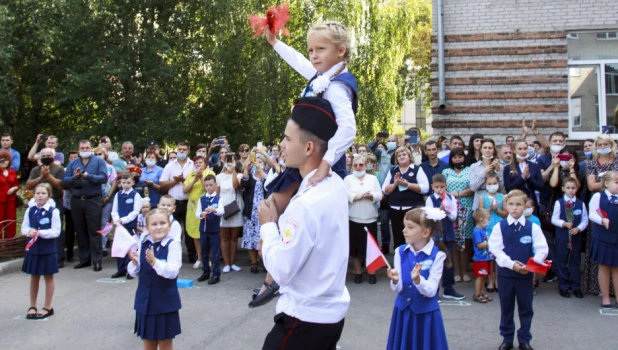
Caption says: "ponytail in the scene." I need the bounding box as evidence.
[435,223,453,269]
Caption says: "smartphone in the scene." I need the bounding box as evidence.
[377,131,389,138]
[225,153,235,163]
[250,151,256,162]
[602,125,615,134]
[557,154,573,161]
[405,129,419,144]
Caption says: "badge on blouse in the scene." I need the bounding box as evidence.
[421,259,433,270]
[281,218,298,245]
[39,217,50,225]
[573,209,582,215]
[212,204,218,209]
[126,198,134,204]
[520,236,532,244]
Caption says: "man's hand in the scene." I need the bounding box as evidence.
[522,119,528,134]
[40,165,50,178]
[173,174,185,183]
[35,134,43,144]
[531,116,538,134]
[258,198,279,226]
[73,168,82,177]
[513,260,529,275]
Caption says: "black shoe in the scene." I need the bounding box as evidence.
[559,289,570,298]
[381,246,390,255]
[188,255,197,264]
[36,307,54,319]
[126,275,133,280]
[573,290,584,298]
[368,275,377,284]
[519,343,534,350]
[498,342,513,350]
[248,282,280,308]
[58,260,65,268]
[111,271,126,278]
[207,276,220,285]
[197,273,211,282]
[66,257,74,263]
[74,261,92,269]
[102,250,108,257]
[542,271,557,282]
[354,274,362,284]
[443,290,466,300]
[93,263,102,272]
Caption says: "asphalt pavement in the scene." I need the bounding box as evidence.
[1,251,617,350]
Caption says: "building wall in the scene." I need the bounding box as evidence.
[430,0,618,144]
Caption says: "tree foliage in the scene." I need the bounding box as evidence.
[0,0,431,153]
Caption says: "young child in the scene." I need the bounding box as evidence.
[588,171,618,309]
[523,198,541,227]
[472,209,494,303]
[425,173,464,300]
[264,20,358,213]
[386,207,450,350]
[137,198,151,234]
[479,173,507,235]
[128,208,182,349]
[551,177,588,298]
[195,175,224,285]
[489,189,548,350]
[157,195,182,243]
[111,173,143,279]
[22,183,61,319]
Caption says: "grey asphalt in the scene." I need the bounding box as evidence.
[1,252,617,350]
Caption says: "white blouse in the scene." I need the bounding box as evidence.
[344,174,382,224]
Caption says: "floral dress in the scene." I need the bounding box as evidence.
[241,175,265,250]
[443,167,474,245]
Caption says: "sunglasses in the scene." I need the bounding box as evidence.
[353,164,365,168]
[94,153,103,156]
[240,149,249,152]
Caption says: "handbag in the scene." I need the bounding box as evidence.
[540,191,556,232]
[223,200,241,220]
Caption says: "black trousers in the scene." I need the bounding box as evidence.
[55,207,65,261]
[262,313,344,350]
[173,199,196,257]
[390,207,409,248]
[71,196,103,264]
[64,208,75,260]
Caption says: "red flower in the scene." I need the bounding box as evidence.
[565,202,573,209]
[249,3,291,38]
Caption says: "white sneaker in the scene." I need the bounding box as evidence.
[222,265,231,273]
[231,264,242,272]
[193,261,202,269]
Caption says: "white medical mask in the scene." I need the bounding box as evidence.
[584,151,592,159]
[79,151,92,158]
[196,151,206,157]
[224,164,232,171]
[560,161,570,169]
[550,145,564,153]
[528,146,535,158]
[516,154,528,160]
[523,208,534,217]
[597,147,612,156]
[499,159,509,165]
[176,152,187,160]
[441,145,447,151]
[353,170,366,178]
[486,184,499,193]
[145,160,156,167]
[278,159,286,167]
[367,164,374,170]
[480,221,489,228]
[482,155,493,159]
[387,142,397,151]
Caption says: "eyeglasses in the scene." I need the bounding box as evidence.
[94,153,103,156]
[240,149,249,152]
[353,164,365,168]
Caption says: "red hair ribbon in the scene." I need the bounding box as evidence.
[249,3,291,38]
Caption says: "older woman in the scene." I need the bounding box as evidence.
[0,150,18,239]
[469,138,504,210]
[140,151,164,207]
[216,152,244,273]
[241,154,268,273]
[183,156,215,270]
[344,154,382,284]
[93,146,117,256]
[383,146,429,248]
[442,148,475,282]
[583,134,618,295]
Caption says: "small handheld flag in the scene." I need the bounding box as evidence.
[25,230,39,251]
[97,222,114,236]
[365,226,391,273]
[111,224,138,258]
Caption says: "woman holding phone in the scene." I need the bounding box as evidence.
[216,152,244,273]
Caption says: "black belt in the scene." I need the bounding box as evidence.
[75,194,101,200]
[176,200,188,203]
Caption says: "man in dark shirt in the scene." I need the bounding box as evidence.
[420,140,448,196]
[62,140,108,271]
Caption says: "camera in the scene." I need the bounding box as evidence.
[377,131,389,138]
[40,134,48,143]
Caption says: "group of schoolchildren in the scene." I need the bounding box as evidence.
[17,13,618,350]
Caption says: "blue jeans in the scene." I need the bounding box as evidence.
[379,209,391,248]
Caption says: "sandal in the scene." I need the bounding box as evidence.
[26,307,37,319]
[482,293,493,302]
[250,264,259,274]
[473,294,487,303]
[36,307,54,319]
[486,287,495,293]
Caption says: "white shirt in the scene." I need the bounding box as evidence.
[274,41,356,167]
[264,168,280,189]
[21,202,61,239]
[160,159,195,200]
[344,173,382,224]
[195,192,224,219]
[551,195,589,231]
[589,190,616,225]
[425,194,458,222]
[381,165,430,210]
[260,169,350,323]
[489,215,548,269]
[111,190,143,225]
[28,198,56,208]
[390,239,446,298]
[108,151,119,162]
[127,235,182,279]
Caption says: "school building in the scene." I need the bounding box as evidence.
[430,0,618,143]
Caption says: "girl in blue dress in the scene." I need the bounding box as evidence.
[386,207,450,350]
[128,208,182,349]
[22,183,61,320]
[479,173,506,293]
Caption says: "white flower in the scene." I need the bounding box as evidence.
[422,207,446,222]
[310,74,331,94]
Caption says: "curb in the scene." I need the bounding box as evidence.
[0,258,23,276]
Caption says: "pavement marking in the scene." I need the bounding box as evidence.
[13,315,49,322]
[598,308,618,316]
[96,278,126,284]
[439,300,471,306]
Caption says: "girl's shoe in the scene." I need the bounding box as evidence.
[222,265,231,273]
[250,264,259,274]
[36,308,54,319]
[454,275,462,282]
[473,294,487,303]
[193,261,202,269]
[26,307,37,320]
[463,275,471,282]
[231,265,242,272]
[601,304,612,309]
[482,293,493,301]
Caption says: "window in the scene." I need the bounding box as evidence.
[567,33,579,39]
[571,98,582,127]
[596,32,618,40]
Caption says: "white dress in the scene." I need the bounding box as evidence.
[216,172,245,227]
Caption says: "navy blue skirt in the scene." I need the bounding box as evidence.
[134,311,181,341]
[386,307,449,350]
[22,252,58,276]
[590,237,618,267]
[266,155,347,193]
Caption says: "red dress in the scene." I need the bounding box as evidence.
[0,169,18,239]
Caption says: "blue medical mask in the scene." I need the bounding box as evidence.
[597,147,612,156]
[584,151,592,159]
[527,146,535,158]
[176,152,187,160]
[387,142,397,151]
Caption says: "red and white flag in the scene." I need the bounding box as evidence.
[365,227,391,273]
[440,192,457,214]
[24,230,39,251]
[97,222,114,236]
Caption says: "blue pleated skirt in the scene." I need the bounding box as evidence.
[266,155,347,193]
[134,311,181,341]
[22,252,58,276]
[590,237,618,267]
[386,307,449,350]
